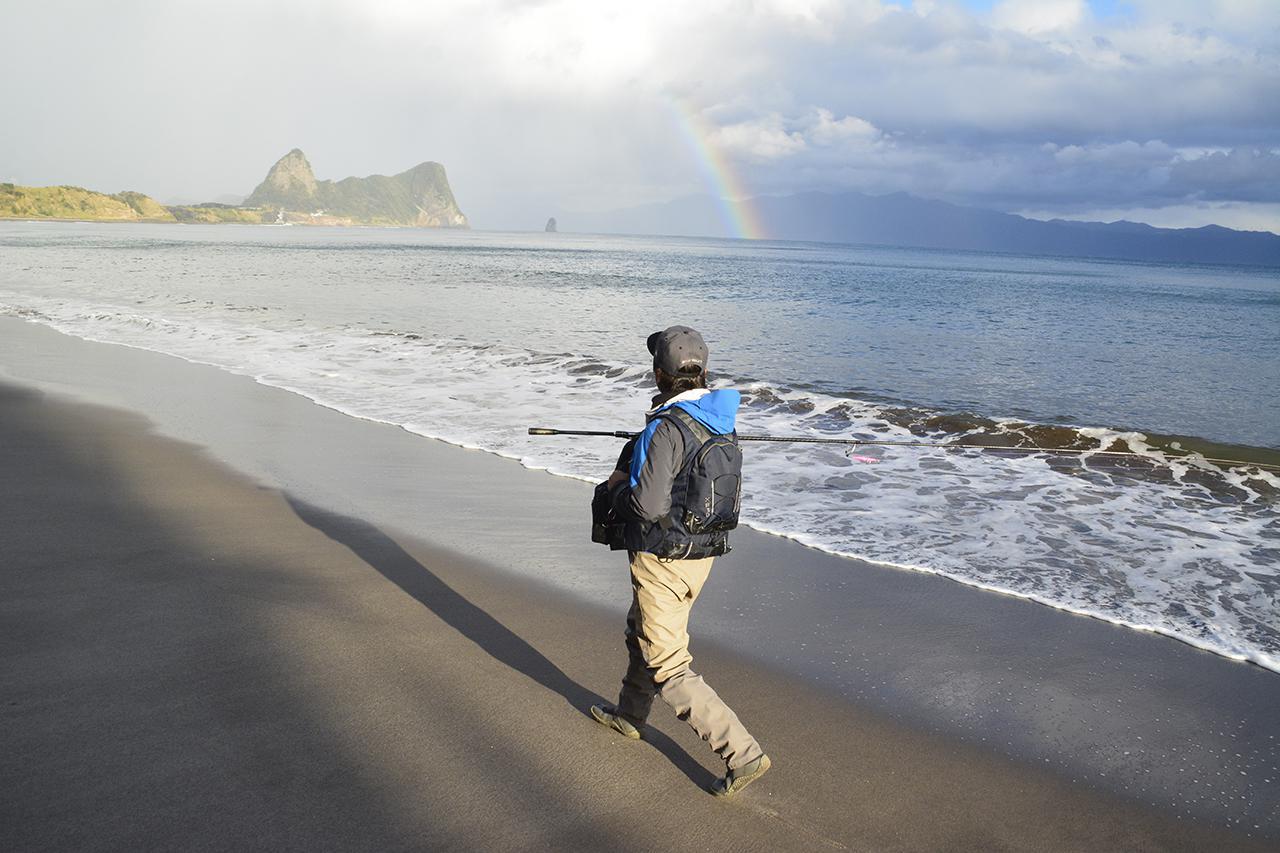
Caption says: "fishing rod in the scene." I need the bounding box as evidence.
[527,428,1280,473]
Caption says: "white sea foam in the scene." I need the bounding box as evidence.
[3,283,1278,675]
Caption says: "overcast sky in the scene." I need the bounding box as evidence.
[3,0,1278,232]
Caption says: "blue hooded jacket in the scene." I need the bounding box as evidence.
[606,386,743,555]
[628,388,740,489]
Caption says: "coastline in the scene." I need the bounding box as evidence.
[0,218,473,229]
[0,215,179,224]
[2,317,1278,846]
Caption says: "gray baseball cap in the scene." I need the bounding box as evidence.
[647,325,708,375]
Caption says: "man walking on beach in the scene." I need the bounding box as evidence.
[590,326,771,797]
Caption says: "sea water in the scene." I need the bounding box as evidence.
[2,222,1277,672]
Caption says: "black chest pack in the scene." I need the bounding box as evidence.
[592,408,743,558]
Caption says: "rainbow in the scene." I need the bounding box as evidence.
[670,102,768,240]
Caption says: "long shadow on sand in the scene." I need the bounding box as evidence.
[286,496,717,790]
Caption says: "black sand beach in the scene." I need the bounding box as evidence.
[2,318,1277,851]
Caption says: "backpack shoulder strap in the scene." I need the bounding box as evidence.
[660,406,714,448]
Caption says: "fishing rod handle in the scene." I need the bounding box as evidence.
[527,427,641,439]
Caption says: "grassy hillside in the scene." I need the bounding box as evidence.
[0,184,176,222]
[168,203,265,224]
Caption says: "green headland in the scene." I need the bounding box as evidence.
[0,149,468,228]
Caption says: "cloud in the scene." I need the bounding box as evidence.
[807,109,882,146]
[991,0,1086,36]
[668,0,1280,227]
[711,115,809,161]
[0,0,1278,230]
[1168,148,1280,203]
[725,113,1280,219]
[711,108,884,163]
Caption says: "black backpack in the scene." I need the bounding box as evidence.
[663,408,742,536]
[590,410,743,557]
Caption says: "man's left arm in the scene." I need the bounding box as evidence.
[609,420,682,523]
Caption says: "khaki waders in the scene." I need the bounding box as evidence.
[614,550,763,770]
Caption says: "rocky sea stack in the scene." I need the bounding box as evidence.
[244,149,468,228]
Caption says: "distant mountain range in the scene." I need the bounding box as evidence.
[575,191,1280,266]
[0,149,467,228]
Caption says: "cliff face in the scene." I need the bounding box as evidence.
[244,149,318,211]
[244,149,468,228]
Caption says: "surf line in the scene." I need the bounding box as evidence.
[669,100,767,240]
[527,428,1280,474]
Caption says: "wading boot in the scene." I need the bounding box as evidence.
[590,703,642,740]
[711,754,771,797]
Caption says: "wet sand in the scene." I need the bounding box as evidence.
[1,318,1277,850]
